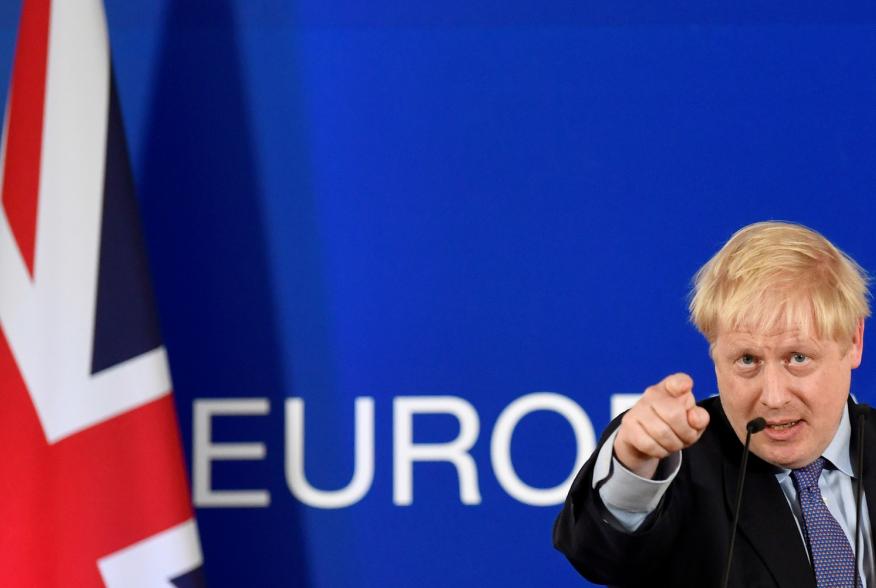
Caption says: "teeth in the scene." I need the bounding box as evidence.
[768,421,799,430]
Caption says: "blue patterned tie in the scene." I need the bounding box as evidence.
[791,457,860,587]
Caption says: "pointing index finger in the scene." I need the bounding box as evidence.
[663,373,694,398]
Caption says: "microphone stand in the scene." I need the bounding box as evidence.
[721,417,766,588]
[854,406,867,588]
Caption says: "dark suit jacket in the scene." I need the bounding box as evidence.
[553,397,876,587]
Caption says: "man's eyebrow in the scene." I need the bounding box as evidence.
[720,338,758,349]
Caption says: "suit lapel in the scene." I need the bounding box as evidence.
[850,402,876,562]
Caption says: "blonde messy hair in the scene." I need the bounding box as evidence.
[689,221,870,344]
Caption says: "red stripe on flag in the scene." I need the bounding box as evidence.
[0,331,195,587]
[1,0,51,277]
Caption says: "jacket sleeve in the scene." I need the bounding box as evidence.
[552,414,690,585]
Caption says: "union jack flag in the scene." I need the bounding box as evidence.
[0,0,205,585]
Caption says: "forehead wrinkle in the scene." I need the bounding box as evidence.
[717,329,824,355]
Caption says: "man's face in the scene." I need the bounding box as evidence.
[712,321,864,469]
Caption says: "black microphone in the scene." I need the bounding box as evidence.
[747,417,767,435]
[721,417,767,588]
[853,405,868,588]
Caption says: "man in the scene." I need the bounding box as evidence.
[554,221,875,587]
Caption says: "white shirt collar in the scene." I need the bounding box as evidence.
[824,405,854,476]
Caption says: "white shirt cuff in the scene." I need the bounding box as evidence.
[592,429,681,530]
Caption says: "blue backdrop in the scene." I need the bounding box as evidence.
[3,1,876,586]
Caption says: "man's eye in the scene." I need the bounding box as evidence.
[738,354,757,366]
[790,352,809,365]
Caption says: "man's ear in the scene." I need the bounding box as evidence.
[850,318,865,368]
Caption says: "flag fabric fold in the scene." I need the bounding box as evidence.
[0,0,205,585]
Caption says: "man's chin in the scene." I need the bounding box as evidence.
[751,443,815,470]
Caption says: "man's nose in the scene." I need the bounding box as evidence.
[759,362,791,408]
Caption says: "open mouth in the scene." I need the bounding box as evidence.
[766,420,800,430]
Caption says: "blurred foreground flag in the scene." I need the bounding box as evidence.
[0,1,205,586]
